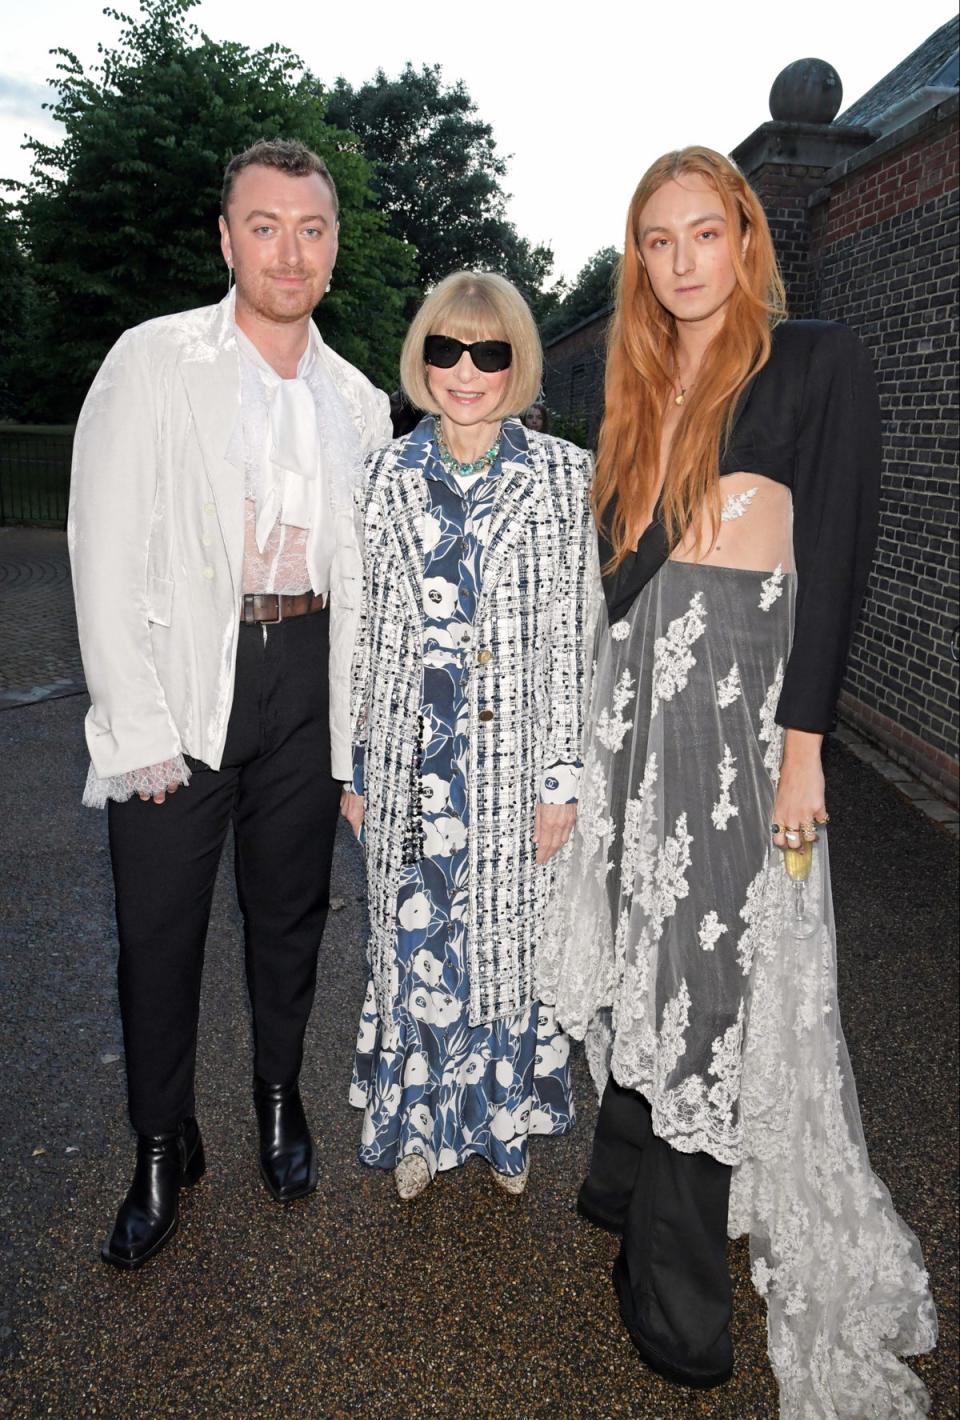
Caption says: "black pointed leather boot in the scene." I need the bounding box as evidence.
[100,1117,205,1269]
[253,1076,317,1203]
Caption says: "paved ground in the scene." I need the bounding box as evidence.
[0,528,85,707]
[0,529,957,1419]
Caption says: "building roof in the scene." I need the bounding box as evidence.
[543,304,612,349]
[838,16,958,127]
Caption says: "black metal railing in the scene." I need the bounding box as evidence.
[0,425,74,527]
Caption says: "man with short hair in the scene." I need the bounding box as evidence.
[69,138,391,1268]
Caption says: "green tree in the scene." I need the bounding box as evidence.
[325,64,557,316]
[15,0,416,419]
[541,246,620,343]
[0,198,39,419]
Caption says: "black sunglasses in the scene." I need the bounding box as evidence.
[424,335,513,373]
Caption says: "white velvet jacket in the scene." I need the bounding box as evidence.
[68,292,391,789]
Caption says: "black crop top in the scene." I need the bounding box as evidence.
[599,320,882,735]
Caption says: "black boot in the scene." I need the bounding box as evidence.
[100,1118,205,1270]
[253,1077,317,1203]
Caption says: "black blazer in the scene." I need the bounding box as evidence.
[599,320,881,734]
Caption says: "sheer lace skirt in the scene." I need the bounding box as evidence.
[541,558,795,1163]
[539,513,936,1415]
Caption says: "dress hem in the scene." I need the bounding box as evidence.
[355,1122,575,1178]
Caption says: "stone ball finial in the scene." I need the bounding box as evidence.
[769,58,843,124]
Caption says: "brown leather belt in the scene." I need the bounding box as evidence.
[240,591,327,625]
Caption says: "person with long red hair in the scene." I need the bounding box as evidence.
[539,148,936,1410]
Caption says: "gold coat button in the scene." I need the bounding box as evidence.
[477,648,493,665]
[478,709,494,723]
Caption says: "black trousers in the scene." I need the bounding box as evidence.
[582,1076,734,1380]
[107,613,342,1135]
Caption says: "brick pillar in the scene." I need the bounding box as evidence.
[732,122,874,317]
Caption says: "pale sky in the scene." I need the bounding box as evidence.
[0,0,953,284]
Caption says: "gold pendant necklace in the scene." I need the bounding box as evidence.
[674,386,686,407]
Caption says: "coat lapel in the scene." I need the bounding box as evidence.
[378,438,427,628]
[477,420,543,611]
[180,299,244,595]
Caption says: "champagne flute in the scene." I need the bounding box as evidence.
[782,836,819,939]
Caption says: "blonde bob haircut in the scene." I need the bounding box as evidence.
[400,271,543,418]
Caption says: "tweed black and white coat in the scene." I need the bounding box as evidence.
[351,419,597,1028]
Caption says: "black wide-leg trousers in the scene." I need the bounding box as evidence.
[581,1076,734,1381]
[107,613,342,1136]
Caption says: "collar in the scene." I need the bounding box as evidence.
[233,314,319,386]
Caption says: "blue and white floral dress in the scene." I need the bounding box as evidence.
[349,423,575,1179]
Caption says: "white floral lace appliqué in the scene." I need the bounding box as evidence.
[704,1000,746,1134]
[638,812,694,939]
[595,667,636,753]
[699,910,728,952]
[657,979,692,1078]
[721,486,758,521]
[759,564,785,611]
[716,662,742,707]
[651,592,706,718]
[736,854,785,977]
[610,620,630,641]
[711,744,739,831]
[618,754,659,907]
[576,758,617,887]
[759,659,786,785]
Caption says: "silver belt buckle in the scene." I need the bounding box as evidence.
[242,593,281,624]
[262,593,282,623]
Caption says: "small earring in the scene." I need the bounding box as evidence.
[325,279,332,293]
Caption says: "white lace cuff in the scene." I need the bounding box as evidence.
[82,754,192,809]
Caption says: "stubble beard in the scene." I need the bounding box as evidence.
[237,270,321,326]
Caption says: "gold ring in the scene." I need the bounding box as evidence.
[784,827,802,843]
[771,823,783,836]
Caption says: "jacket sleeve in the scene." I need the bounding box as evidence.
[358,383,393,457]
[349,454,383,762]
[544,444,597,779]
[776,326,881,733]
[68,329,183,778]
[328,375,391,781]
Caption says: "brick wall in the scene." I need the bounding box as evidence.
[748,166,822,316]
[814,121,958,239]
[542,311,609,447]
[809,110,959,797]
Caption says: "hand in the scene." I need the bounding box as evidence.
[340,789,365,838]
[533,802,577,866]
[138,782,181,805]
[771,729,828,852]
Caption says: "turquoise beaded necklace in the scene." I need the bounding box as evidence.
[434,418,501,478]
